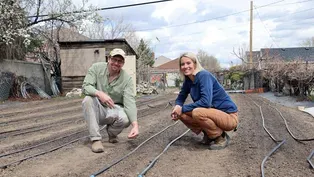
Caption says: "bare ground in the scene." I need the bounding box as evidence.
[0,92,313,177]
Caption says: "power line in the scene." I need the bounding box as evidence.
[156,23,246,41]
[27,0,173,18]
[254,6,280,48]
[154,17,314,48]
[136,0,314,32]
[150,5,314,46]
[135,0,286,32]
[266,0,314,6]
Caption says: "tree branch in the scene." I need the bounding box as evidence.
[27,17,73,27]
[34,0,42,23]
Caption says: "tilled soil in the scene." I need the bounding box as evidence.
[0,93,313,177]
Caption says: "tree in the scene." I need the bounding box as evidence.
[84,16,139,49]
[197,49,220,72]
[27,0,100,90]
[1,0,101,60]
[0,0,31,60]
[300,37,314,47]
[136,39,154,83]
[0,0,29,45]
[1,0,101,95]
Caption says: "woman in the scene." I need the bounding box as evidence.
[171,52,238,150]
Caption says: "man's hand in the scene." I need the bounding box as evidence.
[128,121,139,139]
[95,91,114,108]
[171,105,182,121]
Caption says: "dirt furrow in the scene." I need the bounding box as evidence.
[1,93,313,177]
[0,93,177,170]
[0,98,82,116]
[0,97,177,176]
[0,105,82,124]
[0,122,85,154]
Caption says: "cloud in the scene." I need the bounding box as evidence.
[78,0,314,68]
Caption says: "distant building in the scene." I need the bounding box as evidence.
[153,55,171,67]
[151,58,180,87]
[245,51,261,63]
[260,47,314,61]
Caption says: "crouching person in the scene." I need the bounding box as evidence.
[82,48,139,153]
[171,52,238,150]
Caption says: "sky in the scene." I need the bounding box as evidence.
[84,0,314,68]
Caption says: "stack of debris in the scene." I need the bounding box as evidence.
[65,88,82,98]
[136,82,158,94]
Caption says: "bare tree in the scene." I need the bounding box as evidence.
[197,49,220,72]
[1,0,100,60]
[84,16,140,49]
[300,37,314,47]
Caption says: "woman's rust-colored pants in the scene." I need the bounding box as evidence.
[179,108,238,139]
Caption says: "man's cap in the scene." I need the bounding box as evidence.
[110,48,126,60]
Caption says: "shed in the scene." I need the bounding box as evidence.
[59,38,137,93]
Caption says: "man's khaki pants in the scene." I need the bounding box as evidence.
[82,96,130,141]
[179,108,238,139]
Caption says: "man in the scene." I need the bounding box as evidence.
[82,48,139,153]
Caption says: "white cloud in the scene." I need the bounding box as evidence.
[151,0,199,23]
[77,0,314,68]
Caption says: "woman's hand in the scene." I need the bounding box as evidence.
[171,105,182,121]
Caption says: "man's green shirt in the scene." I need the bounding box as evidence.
[82,62,137,123]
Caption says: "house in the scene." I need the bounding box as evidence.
[58,38,137,93]
[261,47,314,61]
[245,51,261,63]
[153,55,171,67]
[243,47,314,91]
[151,58,180,87]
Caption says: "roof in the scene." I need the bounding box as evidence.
[261,47,314,61]
[245,51,261,62]
[155,58,179,70]
[153,56,171,67]
[58,38,138,58]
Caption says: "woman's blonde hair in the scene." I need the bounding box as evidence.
[178,52,204,80]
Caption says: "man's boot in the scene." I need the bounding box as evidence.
[107,127,119,143]
[91,140,104,153]
[209,132,230,150]
[108,135,119,143]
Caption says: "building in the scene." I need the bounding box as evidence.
[58,38,137,93]
[260,47,314,61]
[153,55,171,67]
[151,58,180,87]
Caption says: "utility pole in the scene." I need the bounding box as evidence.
[249,1,253,68]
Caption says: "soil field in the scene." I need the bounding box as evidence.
[0,92,313,177]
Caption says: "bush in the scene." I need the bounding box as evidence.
[174,78,183,87]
